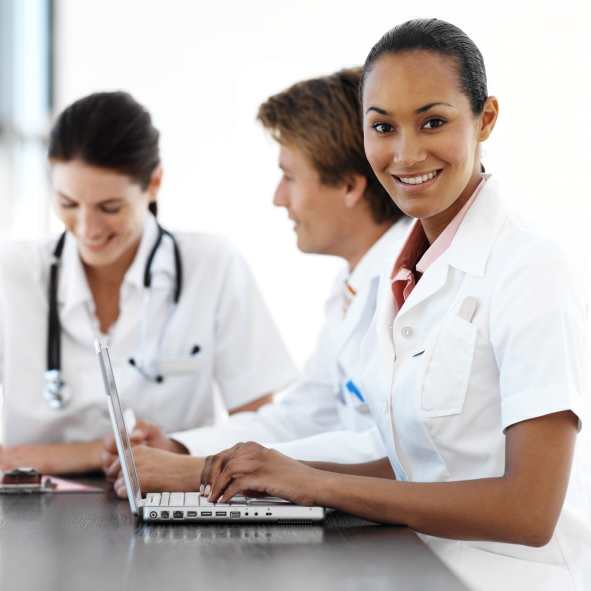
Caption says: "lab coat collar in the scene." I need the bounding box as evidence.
[348,220,410,297]
[375,263,397,389]
[446,174,507,278]
[58,212,173,319]
[58,233,94,317]
[394,233,450,318]
[331,218,411,355]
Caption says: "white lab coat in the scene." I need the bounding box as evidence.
[360,175,591,591]
[0,213,297,446]
[172,219,411,462]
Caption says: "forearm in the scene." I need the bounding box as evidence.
[229,393,274,414]
[314,472,556,546]
[1,440,105,474]
[136,453,204,493]
[44,440,105,473]
[303,457,396,478]
[168,438,190,454]
[169,455,204,491]
[205,412,576,548]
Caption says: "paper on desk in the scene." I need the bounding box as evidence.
[47,476,103,493]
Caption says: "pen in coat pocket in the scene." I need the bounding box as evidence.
[457,296,477,323]
[345,380,365,403]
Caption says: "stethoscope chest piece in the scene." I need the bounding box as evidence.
[43,369,72,410]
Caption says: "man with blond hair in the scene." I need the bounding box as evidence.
[103,68,409,495]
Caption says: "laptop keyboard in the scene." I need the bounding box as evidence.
[145,492,249,507]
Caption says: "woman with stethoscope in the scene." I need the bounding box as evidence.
[0,91,296,475]
[198,19,590,591]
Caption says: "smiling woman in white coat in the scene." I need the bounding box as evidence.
[199,19,591,591]
[0,92,296,475]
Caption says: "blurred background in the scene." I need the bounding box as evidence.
[1,0,589,381]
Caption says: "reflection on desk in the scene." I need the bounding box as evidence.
[0,475,469,591]
[140,523,324,544]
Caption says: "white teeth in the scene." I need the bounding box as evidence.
[399,171,438,185]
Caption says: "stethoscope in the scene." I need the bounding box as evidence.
[43,224,182,410]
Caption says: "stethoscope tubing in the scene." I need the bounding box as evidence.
[45,224,181,407]
[144,226,182,303]
[47,231,67,375]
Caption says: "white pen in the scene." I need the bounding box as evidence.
[123,408,137,433]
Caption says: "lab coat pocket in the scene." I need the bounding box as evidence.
[421,314,477,417]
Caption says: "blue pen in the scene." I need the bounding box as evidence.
[345,380,365,403]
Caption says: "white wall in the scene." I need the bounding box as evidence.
[53,0,590,374]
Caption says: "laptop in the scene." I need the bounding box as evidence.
[95,338,325,523]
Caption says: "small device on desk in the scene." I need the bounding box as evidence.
[0,468,103,494]
[0,468,53,493]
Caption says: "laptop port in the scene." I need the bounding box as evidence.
[230,512,240,518]
[216,511,227,517]
[187,511,197,518]
[266,512,272,516]
[149,511,158,519]
[173,511,183,519]
[161,511,170,519]
[201,511,212,517]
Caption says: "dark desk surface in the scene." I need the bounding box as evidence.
[0,475,469,591]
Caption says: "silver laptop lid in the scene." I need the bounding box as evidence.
[95,338,142,516]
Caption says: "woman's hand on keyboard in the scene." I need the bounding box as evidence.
[200,442,322,507]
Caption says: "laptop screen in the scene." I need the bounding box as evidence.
[96,339,142,514]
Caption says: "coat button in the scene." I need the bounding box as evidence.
[382,399,390,413]
[401,326,413,338]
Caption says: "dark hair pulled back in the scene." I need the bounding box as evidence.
[48,91,160,215]
[360,18,488,116]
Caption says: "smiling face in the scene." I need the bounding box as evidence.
[273,143,355,257]
[362,50,497,241]
[52,160,158,273]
